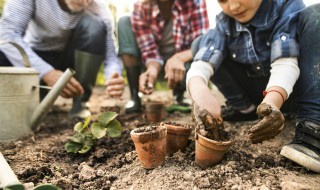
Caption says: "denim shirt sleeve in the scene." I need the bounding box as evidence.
[270,0,305,62]
[193,14,227,71]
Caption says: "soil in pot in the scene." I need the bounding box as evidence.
[161,122,192,156]
[130,124,167,169]
[144,101,166,123]
[192,104,232,168]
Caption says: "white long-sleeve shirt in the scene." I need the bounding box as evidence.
[0,0,122,79]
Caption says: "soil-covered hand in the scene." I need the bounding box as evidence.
[192,103,227,141]
[248,103,285,143]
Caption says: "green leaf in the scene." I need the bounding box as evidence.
[106,120,122,137]
[83,115,91,129]
[74,122,84,133]
[64,141,82,153]
[91,122,107,139]
[78,138,94,154]
[68,133,85,143]
[98,112,118,126]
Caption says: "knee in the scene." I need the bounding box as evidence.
[118,16,131,32]
[299,4,320,25]
[77,14,107,42]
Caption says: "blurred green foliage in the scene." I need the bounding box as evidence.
[0,0,5,16]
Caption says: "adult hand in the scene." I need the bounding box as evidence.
[43,69,84,98]
[248,103,285,143]
[139,62,161,95]
[165,54,185,89]
[105,72,124,98]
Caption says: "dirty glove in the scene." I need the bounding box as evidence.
[248,103,285,143]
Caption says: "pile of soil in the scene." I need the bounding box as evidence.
[0,86,319,190]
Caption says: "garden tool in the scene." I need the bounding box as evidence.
[0,152,60,190]
[0,41,75,142]
[69,50,103,118]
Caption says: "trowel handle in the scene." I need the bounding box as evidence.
[0,152,22,188]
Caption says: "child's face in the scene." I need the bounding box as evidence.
[217,0,263,23]
[64,0,93,12]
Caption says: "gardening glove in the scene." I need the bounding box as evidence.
[248,103,285,143]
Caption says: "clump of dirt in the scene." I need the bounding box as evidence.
[134,125,158,133]
[192,104,229,141]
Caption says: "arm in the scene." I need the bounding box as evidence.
[93,1,124,98]
[249,57,300,143]
[0,0,54,78]
[165,49,192,89]
[0,0,83,98]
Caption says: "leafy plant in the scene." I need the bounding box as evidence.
[65,112,122,154]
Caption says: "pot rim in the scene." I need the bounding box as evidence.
[161,122,192,136]
[196,132,232,151]
[130,125,167,142]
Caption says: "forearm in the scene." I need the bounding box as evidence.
[173,49,193,64]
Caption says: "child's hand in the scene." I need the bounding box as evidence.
[248,103,285,143]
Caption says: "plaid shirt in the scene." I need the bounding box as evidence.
[131,0,209,64]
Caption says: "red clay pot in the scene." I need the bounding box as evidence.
[161,122,192,155]
[195,133,232,168]
[145,101,166,123]
[130,124,167,169]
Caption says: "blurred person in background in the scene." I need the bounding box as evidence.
[117,0,209,114]
[0,0,124,118]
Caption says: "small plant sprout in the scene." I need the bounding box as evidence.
[64,112,122,154]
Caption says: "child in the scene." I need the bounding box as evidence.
[187,0,320,173]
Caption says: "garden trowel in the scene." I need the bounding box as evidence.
[0,152,59,190]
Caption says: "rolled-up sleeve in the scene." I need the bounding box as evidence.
[193,16,227,71]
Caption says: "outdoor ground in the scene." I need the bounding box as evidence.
[0,86,319,190]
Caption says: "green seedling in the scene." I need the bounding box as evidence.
[64,112,122,154]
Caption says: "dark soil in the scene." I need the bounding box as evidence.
[0,86,319,190]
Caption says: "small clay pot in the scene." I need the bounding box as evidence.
[161,122,192,155]
[130,124,167,169]
[195,133,232,168]
[145,101,166,122]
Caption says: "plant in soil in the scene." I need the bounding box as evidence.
[64,111,122,154]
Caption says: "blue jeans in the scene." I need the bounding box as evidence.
[210,4,320,123]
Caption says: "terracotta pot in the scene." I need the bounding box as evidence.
[130,125,167,169]
[161,122,192,155]
[145,101,166,122]
[195,133,232,168]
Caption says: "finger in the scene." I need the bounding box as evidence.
[250,133,278,144]
[108,90,123,98]
[64,81,82,97]
[249,118,274,133]
[107,84,124,93]
[249,124,284,143]
[68,78,84,96]
[256,103,272,116]
[60,88,73,98]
